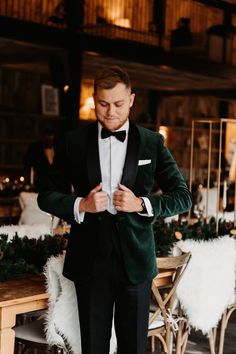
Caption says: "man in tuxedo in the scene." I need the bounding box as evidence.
[38,66,192,354]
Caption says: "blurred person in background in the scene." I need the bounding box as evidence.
[23,128,55,190]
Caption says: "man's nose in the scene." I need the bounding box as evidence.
[107,104,115,115]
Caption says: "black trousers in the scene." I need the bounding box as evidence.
[74,212,151,354]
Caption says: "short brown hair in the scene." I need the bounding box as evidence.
[94,66,131,93]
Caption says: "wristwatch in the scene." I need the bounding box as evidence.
[140,198,147,213]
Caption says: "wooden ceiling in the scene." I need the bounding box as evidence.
[1,37,236,95]
[82,52,236,93]
[0,37,62,74]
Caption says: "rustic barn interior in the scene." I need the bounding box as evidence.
[0,2,236,354]
[1,0,236,183]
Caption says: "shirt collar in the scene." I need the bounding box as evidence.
[98,120,129,138]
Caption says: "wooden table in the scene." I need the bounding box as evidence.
[0,274,48,354]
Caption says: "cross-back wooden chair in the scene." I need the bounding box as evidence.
[213,298,236,354]
[215,239,236,354]
[148,252,191,354]
[174,237,236,354]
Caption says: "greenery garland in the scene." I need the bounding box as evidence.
[0,233,66,281]
[153,217,236,257]
[0,217,235,281]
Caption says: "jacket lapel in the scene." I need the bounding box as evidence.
[86,122,102,188]
[87,121,140,190]
[121,122,140,189]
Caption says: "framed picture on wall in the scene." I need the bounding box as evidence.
[41,84,59,116]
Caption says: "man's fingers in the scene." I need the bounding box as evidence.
[114,190,122,198]
[90,183,102,194]
[118,183,130,191]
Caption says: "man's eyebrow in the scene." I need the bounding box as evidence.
[98,99,125,103]
[114,100,124,103]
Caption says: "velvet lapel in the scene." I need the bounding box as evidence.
[86,122,102,188]
[121,122,140,189]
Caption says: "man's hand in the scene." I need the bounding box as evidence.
[79,183,108,213]
[113,183,143,212]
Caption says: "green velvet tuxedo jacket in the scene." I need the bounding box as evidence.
[38,121,192,284]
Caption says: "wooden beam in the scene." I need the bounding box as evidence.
[1,16,236,86]
[62,0,84,127]
[63,0,84,31]
[0,16,68,48]
[80,32,236,81]
[193,0,236,13]
[159,88,236,98]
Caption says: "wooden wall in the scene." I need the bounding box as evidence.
[165,0,223,35]
[0,0,63,25]
[84,0,153,32]
[0,67,65,177]
[84,0,224,34]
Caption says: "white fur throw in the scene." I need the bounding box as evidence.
[44,254,117,354]
[174,236,236,334]
[19,192,59,228]
[0,224,51,241]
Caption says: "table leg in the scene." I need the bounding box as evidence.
[0,307,17,354]
[0,327,15,354]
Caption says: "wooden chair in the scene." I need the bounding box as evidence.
[176,297,236,354]
[14,254,78,354]
[14,254,117,354]
[216,242,236,354]
[174,237,236,354]
[214,298,236,354]
[148,252,191,354]
[14,317,63,353]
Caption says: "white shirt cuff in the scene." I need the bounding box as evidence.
[74,197,85,224]
[138,197,154,217]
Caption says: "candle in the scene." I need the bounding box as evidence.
[223,180,227,210]
[30,167,34,185]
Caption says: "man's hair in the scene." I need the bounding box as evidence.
[94,66,131,92]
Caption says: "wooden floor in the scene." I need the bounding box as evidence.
[147,311,236,354]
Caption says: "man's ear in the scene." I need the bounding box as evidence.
[129,93,135,108]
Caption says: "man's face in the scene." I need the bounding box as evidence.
[93,83,135,131]
[43,134,54,148]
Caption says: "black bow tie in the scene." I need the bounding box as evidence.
[101,128,126,142]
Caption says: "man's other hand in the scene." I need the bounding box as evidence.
[113,184,143,212]
[79,183,108,213]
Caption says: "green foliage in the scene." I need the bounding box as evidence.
[153,217,235,257]
[0,233,66,281]
[1,217,235,280]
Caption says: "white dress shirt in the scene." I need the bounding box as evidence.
[74,120,153,223]
[98,120,129,214]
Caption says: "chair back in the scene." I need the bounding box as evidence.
[175,237,236,333]
[44,253,81,353]
[44,253,117,354]
[148,252,191,353]
[153,253,191,325]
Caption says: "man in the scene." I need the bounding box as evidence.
[23,128,55,190]
[38,66,192,354]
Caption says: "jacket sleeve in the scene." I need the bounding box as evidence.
[148,135,192,221]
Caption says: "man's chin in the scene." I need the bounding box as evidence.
[99,118,128,131]
[101,120,120,131]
